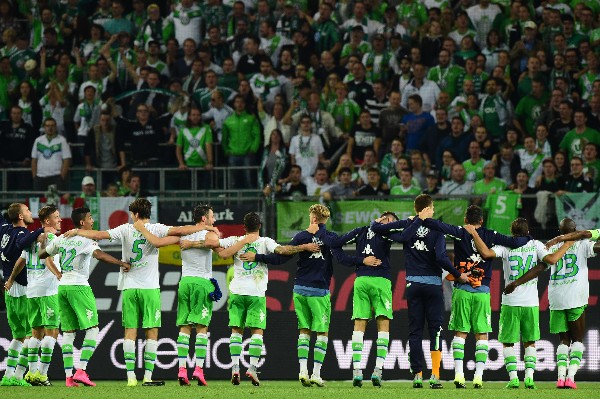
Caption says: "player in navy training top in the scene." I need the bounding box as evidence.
[313,211,401,388]
[1,203,45,386]
[242,204,380,387]
[371,194,468,388]
[421,205,530,389]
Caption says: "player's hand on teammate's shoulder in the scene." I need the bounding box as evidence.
[62,229,79,238]
[206,226,221,237]
[306,223,319,234]
[418,206,434,220]
[43,226,57,234]
[133,220,146,231]
[242,233,259,244]
[240,252,256,261]
[302,243,320,252]
[463,224,476,235]
[363,256,382,267]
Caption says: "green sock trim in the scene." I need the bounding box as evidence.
[352,342,363,364]
[230,335,243,356]
[298,337,310,360]
[249,338,263,359]
[475,344,489,363]
[524,355,536,370]
[177,334,190,359]
[504,355,517,372]
[124,351,135,371]
[376,337,389,360]
[195,335,208,361]
[80,339,97,362]
[144,351,157,372]
[452,342,465,360]
[40,346,53,365]
[62,344,74,370]
[569,351,583,366]
[313,339,327,364]
[28,347,39,363]
[557,353,568,368]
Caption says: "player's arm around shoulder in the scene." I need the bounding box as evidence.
[63,228,111,241]
[167,224,220,237]
[133,220,179,248]
[546,229,595,248]
[274,240,320,255]
[545,241,577,266]
[217,234,259,258]
[92,249,131,272]
[464,224,496,259]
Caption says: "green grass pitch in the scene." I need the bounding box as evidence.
[2,381,599,399]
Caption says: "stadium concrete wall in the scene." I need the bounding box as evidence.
[1,250,599,381]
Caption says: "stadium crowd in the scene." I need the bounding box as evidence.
[0,0,599,198]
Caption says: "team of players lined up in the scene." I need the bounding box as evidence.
[0,196,597,389]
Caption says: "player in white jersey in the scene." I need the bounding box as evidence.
[134,204,221,387]
[201,212,318,386]
[506,218,600,389]
[38,207,130,387]
[466,218,573,389]
[5,206,62,386]
[63,198,206,386]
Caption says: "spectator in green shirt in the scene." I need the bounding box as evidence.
[559,109,600,160]
[222,94,261,188]
[473,162,506,195]
[463,141,487,182]
[514,78,548,137]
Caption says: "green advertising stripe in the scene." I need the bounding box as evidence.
[276,200,468,242]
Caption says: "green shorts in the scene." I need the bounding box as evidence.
[498,305,539,343]
[228,294,267,330]
[122,288,162,329]
[550,306,586,334]
[293,293,331,332]
[448,289,492,334]
[177,277,214,327]
[28,294,60,330]
[352,276,393,320]
[5,292,30,339]
[58,285,98,331]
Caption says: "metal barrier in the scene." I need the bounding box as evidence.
[0,165,261,194]
[0,178,575,241]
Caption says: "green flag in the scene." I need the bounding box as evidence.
[555,192,600,230]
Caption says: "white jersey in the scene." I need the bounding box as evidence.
[492,239,550,307]
[21,233,59,298]
[46,236,100,286]
[181,230,212,279]
[107,223,170,290]
[548,240,596,310]
[219,236,279,297]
